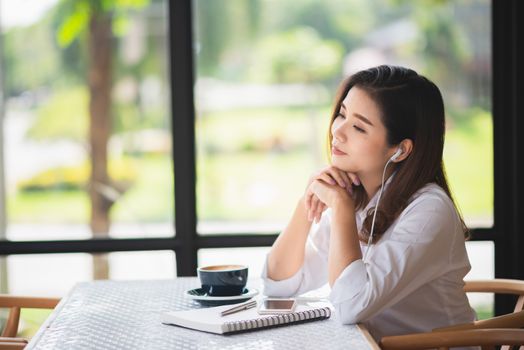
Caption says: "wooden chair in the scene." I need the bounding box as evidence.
[380,328,524,350]
[0,337,27,350]
[464,279,524,313]
[0,295,60,349]
[380,279,524,350]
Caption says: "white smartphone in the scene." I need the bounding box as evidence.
[257,298,297,314]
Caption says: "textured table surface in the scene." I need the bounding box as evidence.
[27,278,377,349]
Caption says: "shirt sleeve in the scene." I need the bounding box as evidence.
[261,209,332,297]
[329,191,466,324]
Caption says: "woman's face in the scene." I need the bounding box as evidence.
[331,86,395,176]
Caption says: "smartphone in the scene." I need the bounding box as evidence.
[257,298,297,314]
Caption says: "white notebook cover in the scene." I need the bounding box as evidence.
[162,301,332,334]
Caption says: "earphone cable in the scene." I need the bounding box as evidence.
[363,157,394,262]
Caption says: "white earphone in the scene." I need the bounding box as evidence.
[390,148,403,161]
[363,147,402,262]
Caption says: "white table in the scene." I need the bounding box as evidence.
[27,278,379,349]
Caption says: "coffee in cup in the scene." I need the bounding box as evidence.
[197,264,248,296]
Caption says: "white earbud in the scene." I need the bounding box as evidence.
[390,148,403,161]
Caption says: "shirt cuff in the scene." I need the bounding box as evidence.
[329,259,368,305]
[260,254,304,297]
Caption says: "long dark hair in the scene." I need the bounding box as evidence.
[328,65,468,243]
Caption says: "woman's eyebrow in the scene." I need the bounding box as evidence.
[340,103,374,126]
[353,113,374,126]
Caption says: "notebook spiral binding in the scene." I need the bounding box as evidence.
[224,307,332,333]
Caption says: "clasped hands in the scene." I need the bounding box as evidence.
[304,166,361,223]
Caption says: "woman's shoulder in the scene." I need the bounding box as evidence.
[402,183,458,219]
[392,183,462,242]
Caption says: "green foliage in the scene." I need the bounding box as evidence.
[197,151,315,220]
[197,106,325,154]
[111,154,173,221]
[444,109,493,218]
[27,87,88,141]
[19,309,54,339]
[193,0,262,76]
[56,2,90,47]
[270,0,375,50]
[9,155,171,223]
[413,4,471,78]
[7,110,492,223]
[17,159,137,192]
[55,0,149,48]
[249,27,343,83]
[9,190,89,223]
[27,85,167,141]
[196,105,492,222]
[51,0,152,86]
[2,16,60,96]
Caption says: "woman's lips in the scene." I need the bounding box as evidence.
[332,146,347,155]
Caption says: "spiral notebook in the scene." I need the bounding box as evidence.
[161,301,332,334]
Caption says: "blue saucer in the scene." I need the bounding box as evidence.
[185,287,259,306]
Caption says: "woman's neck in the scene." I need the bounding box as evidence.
[358,167,396,204]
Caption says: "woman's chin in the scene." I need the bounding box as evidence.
[331,160,354,172]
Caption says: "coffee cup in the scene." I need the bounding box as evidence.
[197,264,248,296]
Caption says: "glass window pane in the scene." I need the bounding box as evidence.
[109,250,176,280]
[0,250,176,337]
[193,0,492,234]
[2,251,176,295]
[465,241,494,319]
[0,0,174,244]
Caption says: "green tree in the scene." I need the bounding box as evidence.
[248,27,343,84]
[55,0,148,279]
[193,0,260,76]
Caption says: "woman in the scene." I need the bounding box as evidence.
[262,65,476,341]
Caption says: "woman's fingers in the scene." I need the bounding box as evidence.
[318,173,336,186]
[316,166,359,189]
[346,172,361,186]
[304,167,360,221]
[323,168,347,188]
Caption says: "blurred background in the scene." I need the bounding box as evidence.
[0,0,492,337]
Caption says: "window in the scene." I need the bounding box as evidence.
[193,0,493,234]
[0,0,173,282]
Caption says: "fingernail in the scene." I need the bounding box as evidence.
[354,178,361,185]
[329,178,336,185]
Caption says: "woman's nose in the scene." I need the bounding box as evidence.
[332,121,347,142]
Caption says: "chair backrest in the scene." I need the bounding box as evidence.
[0,295,60,338]
[380,279,524,350]
[436,279,524,350]
[0,337,27,350]
[465,279,524,312]
[433,309,524,332]
[380,328,524,350]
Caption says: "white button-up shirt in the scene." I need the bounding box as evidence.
[261,182,476,343]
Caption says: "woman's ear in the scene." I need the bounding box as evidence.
[394,139,413,162]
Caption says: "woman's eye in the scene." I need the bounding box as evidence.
[336,112,345,119]
[353,125,366,133]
